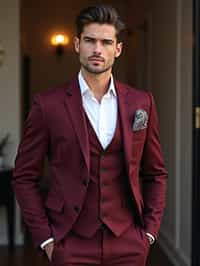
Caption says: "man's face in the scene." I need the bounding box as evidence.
[74,23,123,75]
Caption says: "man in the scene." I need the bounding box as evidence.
[13,4,167,266]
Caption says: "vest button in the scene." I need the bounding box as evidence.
[101,197,107,203]
[101,167,107,173]
[74,206,80,213]
[101,212,107,218]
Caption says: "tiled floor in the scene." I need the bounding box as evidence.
[0,243,173,266]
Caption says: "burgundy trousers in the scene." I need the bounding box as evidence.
[50,223,150,266]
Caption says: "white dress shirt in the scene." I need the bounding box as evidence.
[40,70,155,249]
[78,71,117,149]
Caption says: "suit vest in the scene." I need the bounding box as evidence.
[72,110,134,237]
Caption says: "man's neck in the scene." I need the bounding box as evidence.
[81,68,112,102]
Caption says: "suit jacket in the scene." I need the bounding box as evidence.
[13,76,168,248]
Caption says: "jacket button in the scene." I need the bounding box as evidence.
[101,153,105,159]
[102,181,107,187]
[82,179,88,186]
[99,224,106,230]
[101,212,107,218]
[74,206,80,213]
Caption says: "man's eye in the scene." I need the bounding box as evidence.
[103,40,113,45]
[85,39,94,42]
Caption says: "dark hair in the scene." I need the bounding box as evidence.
[76,4,126,41]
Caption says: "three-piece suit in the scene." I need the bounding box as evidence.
[13,76,167,266]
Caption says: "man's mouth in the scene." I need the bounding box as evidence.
[89,57,104,62]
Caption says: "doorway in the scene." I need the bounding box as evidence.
[192,0,200,265]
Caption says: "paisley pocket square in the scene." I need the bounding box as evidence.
[133,109,148,131]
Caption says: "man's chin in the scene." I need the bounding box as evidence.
[82,65,111,75]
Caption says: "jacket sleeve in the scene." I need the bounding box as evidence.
[140,92,168,238]
[12,95,52,248]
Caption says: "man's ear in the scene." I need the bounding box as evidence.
[74,36,80,53]
[115,42,123,58]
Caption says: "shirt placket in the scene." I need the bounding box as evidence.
[99,96,109,149]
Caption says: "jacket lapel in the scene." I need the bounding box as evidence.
[64,77,90,173]
[115,81,132,174]
[63,77,133,176]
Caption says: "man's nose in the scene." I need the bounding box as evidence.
[93,41,102,54]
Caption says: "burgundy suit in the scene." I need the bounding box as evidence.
[13,76,167,265]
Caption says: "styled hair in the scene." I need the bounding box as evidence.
[76,4,126,41]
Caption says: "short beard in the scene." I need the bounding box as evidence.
[81,62,114,75]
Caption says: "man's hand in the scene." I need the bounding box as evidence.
[44,241,55,261]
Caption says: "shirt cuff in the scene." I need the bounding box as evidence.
[40,238,54,250]
[146,232,155,245]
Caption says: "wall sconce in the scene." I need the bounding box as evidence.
[0,43,5,66]
[51,34,70,57]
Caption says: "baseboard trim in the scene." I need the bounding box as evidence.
[0,233,24,246]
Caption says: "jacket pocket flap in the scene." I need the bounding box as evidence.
[45,196,64,212]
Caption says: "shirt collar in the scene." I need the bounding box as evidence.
[78,70,117,97]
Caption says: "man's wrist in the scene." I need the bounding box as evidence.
[42,240,54,262]
[40,238,54,250]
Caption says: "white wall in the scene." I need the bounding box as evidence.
[0,0,22,245]
[150,0,192,265]
[179,0,192,261]
[0,0,21,165]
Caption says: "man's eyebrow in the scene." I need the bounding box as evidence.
[83,36,114,42]
[83,36,95,40]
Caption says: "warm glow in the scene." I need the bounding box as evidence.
[51,34,70,46]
